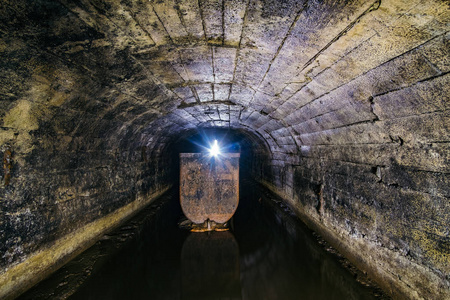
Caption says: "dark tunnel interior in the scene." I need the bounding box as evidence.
[16,129,388,299]
[18,161,385,300]
[170,128,273,181]
[0,0,449,299]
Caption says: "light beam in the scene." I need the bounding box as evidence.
[209,139,220,157]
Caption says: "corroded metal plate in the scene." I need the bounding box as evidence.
[180,153,240,224]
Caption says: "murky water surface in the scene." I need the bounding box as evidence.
[20,181,384,300]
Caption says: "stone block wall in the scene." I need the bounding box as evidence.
[0,129,172,298]
[0,35,174,298]
[1,0,448,299]
[260,44,449,299]
[0,145,171,267]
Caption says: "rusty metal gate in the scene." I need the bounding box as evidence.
[179,153,240,224]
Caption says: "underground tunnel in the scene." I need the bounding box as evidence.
[0,0,449,299]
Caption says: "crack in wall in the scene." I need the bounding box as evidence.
[197,0,208,41]
[173,0,188,33]
[301,0,381,73]
[126,8,156,46]
[190,86,201,104]
[221,0,225,46]
[248,1,309,106]
[276,35,448,123]
[372,70,450,99]
[272,2,382,110]
[368,96,380,121]
[151,6,175,44]
[211,46,216,93]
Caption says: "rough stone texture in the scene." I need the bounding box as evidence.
[0,0,449,299]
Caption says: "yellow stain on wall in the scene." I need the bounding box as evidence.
[3,100,39,131]
[0,186,170,300]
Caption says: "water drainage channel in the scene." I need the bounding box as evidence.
[19,181,387,300]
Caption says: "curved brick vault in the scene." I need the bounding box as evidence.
[0,0,449,299]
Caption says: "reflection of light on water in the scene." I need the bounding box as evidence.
[181,231,241,299]
[209,139,220,157]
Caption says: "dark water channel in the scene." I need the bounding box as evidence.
[20,181,386,300]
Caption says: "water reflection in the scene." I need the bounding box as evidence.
[20,181,381,300]
[234,184,377,300]
[181,231,241,300]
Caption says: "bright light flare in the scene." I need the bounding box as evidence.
[209,139,221,157]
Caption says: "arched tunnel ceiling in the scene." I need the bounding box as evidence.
[0,2,449,298]
[0,0,448,156]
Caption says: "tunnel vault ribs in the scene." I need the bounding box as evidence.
[0,0,449,299]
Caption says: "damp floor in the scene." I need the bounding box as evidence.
[19,180,387,300]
